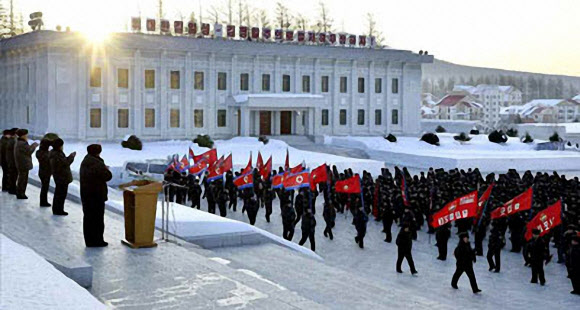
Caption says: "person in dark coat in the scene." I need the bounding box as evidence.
[80,144,112,247]
[14,129,39,199]
[294,190,305,226]
[245,196,259,225]
[382,195,394,243]
[0,129,12,192]
[451,232,481,293]
[282,203,296,241]
[396,225,418,274]
[486,227,505,272]
[49,138,76,216]
[36,139,52,206]
[264,186,274,222]
[226,172,238,211]
[188,177,202,209]
[217,188,229,217]
[568,235,580,295]
[436,224,451,260]
[353,207,368,249]
[298,209,316,251]
[204,181,217,214]
[526,229,549,285]
[323,202,336,240]
[4,128,18,195]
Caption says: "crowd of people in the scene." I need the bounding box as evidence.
[1,128,112,247]
[1,128,579,295]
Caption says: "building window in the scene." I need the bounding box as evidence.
[375,78,382,93]
[321,76,329,93]
[321,109,329,126]
[194,71,204,90]
[391,109,399,125]
[240,73,249,91]
[90,108,102,128]
[358,77,365,93]
[375,109,382,125]
[302,113,306,126]
[262,74,270,91]
[217,109,227,127]
[90,67,101,88]
[218,72,227,90]
[357,109,365,125]
[340,76,347,93]
[145,70,155,89]
[194,109,204,128]
[145,108,156,128]
[118,69,129,88]
[118,109,129,128]
[392,78,399,94]
[170,109,180,128]
[170,71,180,89]
[339,109,347,125]
[282,74,291,92]
[302,75,311,93]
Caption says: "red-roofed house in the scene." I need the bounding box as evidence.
[435,93,483,120]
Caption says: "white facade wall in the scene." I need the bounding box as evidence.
[0,31,432,140]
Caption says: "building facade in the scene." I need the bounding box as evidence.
[434,93,483,121]
[453,85,522,127]
[0,31,432,141]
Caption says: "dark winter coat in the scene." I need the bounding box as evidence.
[435,226,451,244]
[567,243,580,276]
[487,233,505,251]
[36,149,52,179]
[0,136,8,167]
[301,213,316,234]
[454,241,476,269]
[526,237,548,265]
[282,206,297,226]
[50,149,74,184]
[396,229,413,251]
[323,205,336,224]
[14,138,36,171]
[79,154,112,203]
[353,211,368,233]
[5,138,16,169]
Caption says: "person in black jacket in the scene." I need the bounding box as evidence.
[526,229,549,285]
[396,225,418,274]
[298,209,316,251]
[35,139,53,206]
[80,144,112,247]
[4,128,18,195]
[568,235,580,295]
[294,190,305,226]
[486,226,505,272]
[323,202,336,240]
[245,196,259,225]
[217,187,229,217]
[188,177,202,209]
[226,171,238,211]
[49,139,76,215]
[204,181,217,214]
[264,186,274,222]
[282,203,296,241]
[451,232,481,293]
[0,129,12,192]
[14,129,39,199]
[382,194,394,243]
[353,207,368,249]
[436,223,451,260]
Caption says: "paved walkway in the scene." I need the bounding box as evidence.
[0,179,323,310]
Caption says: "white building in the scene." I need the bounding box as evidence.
[434,93,483,121]
[519,99,580,123]
[453,84,522,126]
[0,31,432,141]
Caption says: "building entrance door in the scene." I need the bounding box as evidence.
[280,111,292,135]
[259,111,271,135]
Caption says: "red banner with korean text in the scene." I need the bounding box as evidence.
[431,191,478,228]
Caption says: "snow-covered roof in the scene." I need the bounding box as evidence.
[500,105,524,115]
[572,94,580,103]
[524,99,566,108]
[421,106,436,115]
[233,93,325,103]
[436,94,482,108]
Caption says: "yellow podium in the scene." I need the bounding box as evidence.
[119,180,163,249]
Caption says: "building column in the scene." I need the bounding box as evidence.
[208,53,216,134]
[350,60,357,133]
[332,59,339,135]
[106,56,115,139]
[240,106,250,136]
[274,56,281,93]
[77,52,87,140]
[159,50,168,139]
[368,61,375,134]
[133,49,143,137]
[294,58,301,93]
[185,52,193,137]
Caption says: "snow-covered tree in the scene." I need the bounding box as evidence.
[295,13,308,31]
[255,9,270,28]
[275,2,292,29]
[365,13,384,47]
[314,1,333,32]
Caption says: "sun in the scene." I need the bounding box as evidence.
[80,28,111,44]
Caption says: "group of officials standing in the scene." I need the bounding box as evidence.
[1,129,112,247]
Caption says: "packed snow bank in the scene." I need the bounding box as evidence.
[0,234,105,310]
[33,137,384,176]
[326,134,580,173]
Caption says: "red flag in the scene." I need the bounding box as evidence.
[189,147,195,161]
[335,175,361,194]
[310,164,328,190]
[177,155,189,173]
[525,200,562,241]
[401,177,410,206]
[189,158,208,175]
[260,156,272,180]
[283,171,310,190]
[256,152,264,171]
[241,152,252,175]
[272,172,287,189]
[194,149,217,166]
[491,187,533,219]
[290,163,304,174]
[284,149,290,171]
[234,173,253,189]
[474,183,494,224]
[221,154,233,173]
[431,191,479,228]
[207,154,232,181]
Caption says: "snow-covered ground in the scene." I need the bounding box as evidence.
[326,134,580,173]
[0,234,106,310]
[561,123,580,134]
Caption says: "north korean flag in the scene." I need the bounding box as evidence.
[166,155,178,172]
[335,175,361,194]
[491,187,533,219]
[525,200,562,241]
[290,163,305,174]
[207,154,232,181]
[189,157,208,175]
[310,164,328,190]
[260,156,272,180]
[177,155,189,173]
[234,173,254,189]
[188,147,195,161]
[283,171,310,190]
[272,172,287,189]
[194,149,217,166]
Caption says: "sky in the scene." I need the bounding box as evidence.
[12,0,580,77]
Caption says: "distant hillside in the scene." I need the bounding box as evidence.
[422,59,580,102]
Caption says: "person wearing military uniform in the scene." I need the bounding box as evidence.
[49,138,76,215]
[36,139,53,206]
[451,232,481,293]
[298,208,316,251]
[14,129,39,199]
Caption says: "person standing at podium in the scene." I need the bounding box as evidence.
[80,144,112,247]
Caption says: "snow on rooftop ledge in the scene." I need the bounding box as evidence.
[233,93,325,103]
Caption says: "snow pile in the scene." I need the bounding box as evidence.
[326,134,580,173]
[0,234,106,310]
